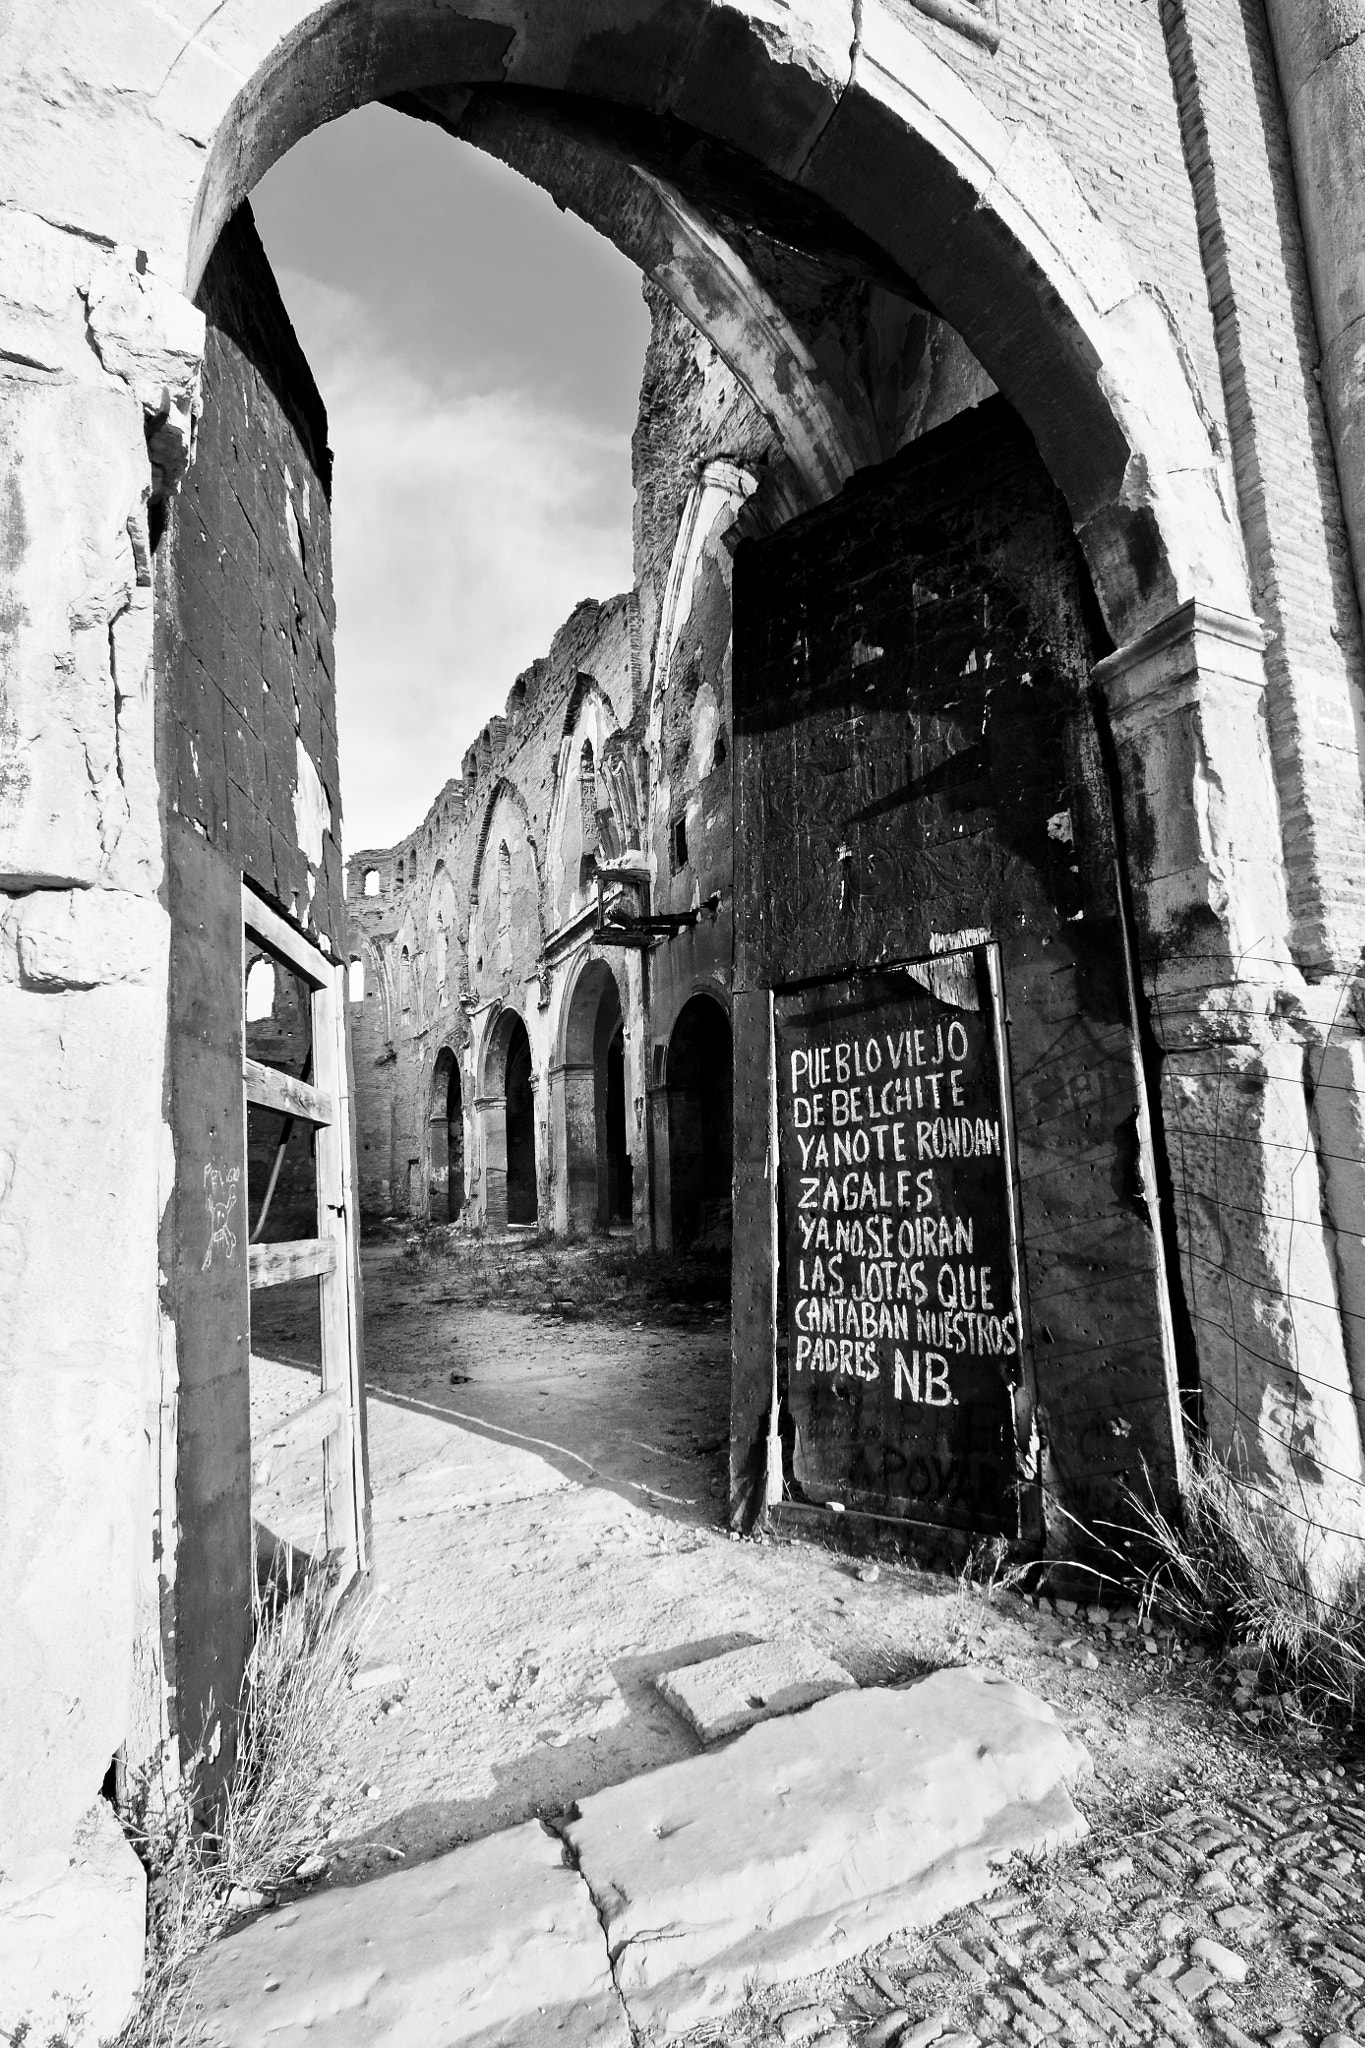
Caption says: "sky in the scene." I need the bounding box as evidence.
[251,103,651,853]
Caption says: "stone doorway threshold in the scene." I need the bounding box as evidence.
[185,1665,1090,2045]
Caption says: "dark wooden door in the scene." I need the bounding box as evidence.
[732,397,1179,1546]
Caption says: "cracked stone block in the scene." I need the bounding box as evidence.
[0,1800,146,2048]
[186,1820,628,2047]
[1192,1935,1249,1982]
[656,1639,854,1741]
[567,1667,1091,2039]
[777,2003,839,2043]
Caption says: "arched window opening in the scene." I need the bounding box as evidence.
[580,739,598,848]
[245,955,275,1023]
[396,858,405,887]
[497,839,512,942]
[348,956,365,1003]
[399,947,412,1014]
[362,867,380,897]
[670,812,689,874]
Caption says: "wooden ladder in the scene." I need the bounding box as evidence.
[242,884,366,1579]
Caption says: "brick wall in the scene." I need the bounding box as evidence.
[897,0,1227,441]
[1160,0,1365,971]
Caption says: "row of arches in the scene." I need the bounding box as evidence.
[425,978,731,1246]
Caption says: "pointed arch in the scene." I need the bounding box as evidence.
[467,775,546,953]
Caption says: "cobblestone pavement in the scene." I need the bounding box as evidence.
[682,1697,1365,2048]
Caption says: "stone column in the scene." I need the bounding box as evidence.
[426,1099,450,1221]
[560,1060,598,1234]
[1096,602,1365,1574]
[1263,1,1365,629]
[728,985,777,1530]
[649,1080,674,1253]
[0,213,201,2038]
[476,1095,508,1231]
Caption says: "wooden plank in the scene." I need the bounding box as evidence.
[242,1056,333,1126]
[250,1386,344,1488]
[729,985,775,1531]
[312,965,366,1574]
[334,962,371,1571]
[241,882,331,989]
[249,1238,335,1288]
[169,821,253,1804]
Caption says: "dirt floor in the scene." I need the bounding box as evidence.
[245,1231,1365,2046]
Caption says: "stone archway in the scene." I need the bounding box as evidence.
[158,7,1253,649]
[428,1044,464,1223]
[558,957,632,1235]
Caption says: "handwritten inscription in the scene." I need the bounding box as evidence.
[776,952,1021,1533]
[202,1163,241,1271]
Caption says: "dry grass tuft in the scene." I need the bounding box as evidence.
[1127,1451,1365,1729]
[116,1556,374,2047]
[958,1532,1031,1602]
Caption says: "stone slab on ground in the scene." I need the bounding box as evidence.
[566,1666,1091,2039]
[187,1819,628,2048]
[656,1639,854,1741]
[0,1798,147,2048]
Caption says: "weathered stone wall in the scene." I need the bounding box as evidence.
[155,203,343,1795]
[158,207,342,940]
[347,596,636,1234]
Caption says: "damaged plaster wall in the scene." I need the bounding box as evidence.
[0,207,197,2042]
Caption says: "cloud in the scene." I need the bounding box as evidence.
[248,97,652,856]
[272,271,638,853]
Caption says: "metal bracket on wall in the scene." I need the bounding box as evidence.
[592,870,723,949]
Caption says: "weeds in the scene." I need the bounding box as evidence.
[1125,1451,1365,1730]
[958,1532,1031,1603]
[115,1555,374,2047]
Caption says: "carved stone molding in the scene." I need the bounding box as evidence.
[1093,599,1269,729]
